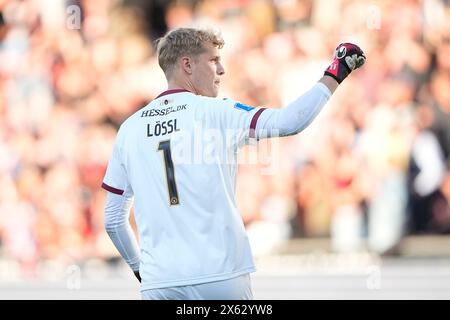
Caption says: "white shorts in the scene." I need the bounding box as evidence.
[141,274,253,300]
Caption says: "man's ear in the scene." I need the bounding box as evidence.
[181,56,193,75]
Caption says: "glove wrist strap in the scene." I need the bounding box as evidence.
[324,58,351,84]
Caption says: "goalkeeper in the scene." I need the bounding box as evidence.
[102,27,366,300]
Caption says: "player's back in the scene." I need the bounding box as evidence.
[114,89,257,290]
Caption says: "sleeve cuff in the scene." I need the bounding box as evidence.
[316,82,332,99]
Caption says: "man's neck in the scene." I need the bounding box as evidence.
[167,78,198,95]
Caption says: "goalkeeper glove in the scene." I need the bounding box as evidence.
[324,43,366,84]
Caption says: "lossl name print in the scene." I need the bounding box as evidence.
[147,119,180,137]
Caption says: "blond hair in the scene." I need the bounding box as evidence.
[156,28,224,77]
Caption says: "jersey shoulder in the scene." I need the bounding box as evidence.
[198,96,257,115]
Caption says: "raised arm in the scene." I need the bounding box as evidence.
[253,43,365,138]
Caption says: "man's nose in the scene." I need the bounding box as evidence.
[217,63,225,76]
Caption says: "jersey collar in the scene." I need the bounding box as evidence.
[155,89,191,99]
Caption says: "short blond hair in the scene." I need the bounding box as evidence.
[156,28,224,77]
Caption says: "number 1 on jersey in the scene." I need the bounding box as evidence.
[158,140,179,206]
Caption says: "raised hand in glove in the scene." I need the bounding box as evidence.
[324,43,366,84]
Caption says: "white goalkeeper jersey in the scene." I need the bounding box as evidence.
[102,89,267,290]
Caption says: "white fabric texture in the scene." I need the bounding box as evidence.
[254,82,331,138]
[104,191,140,271]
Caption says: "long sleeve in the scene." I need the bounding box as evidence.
[254,82,332,138]
[104,191,140,272]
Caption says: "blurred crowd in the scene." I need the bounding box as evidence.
[0,0,449,274]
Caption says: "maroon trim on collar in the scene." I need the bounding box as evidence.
[155,89,191,99]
